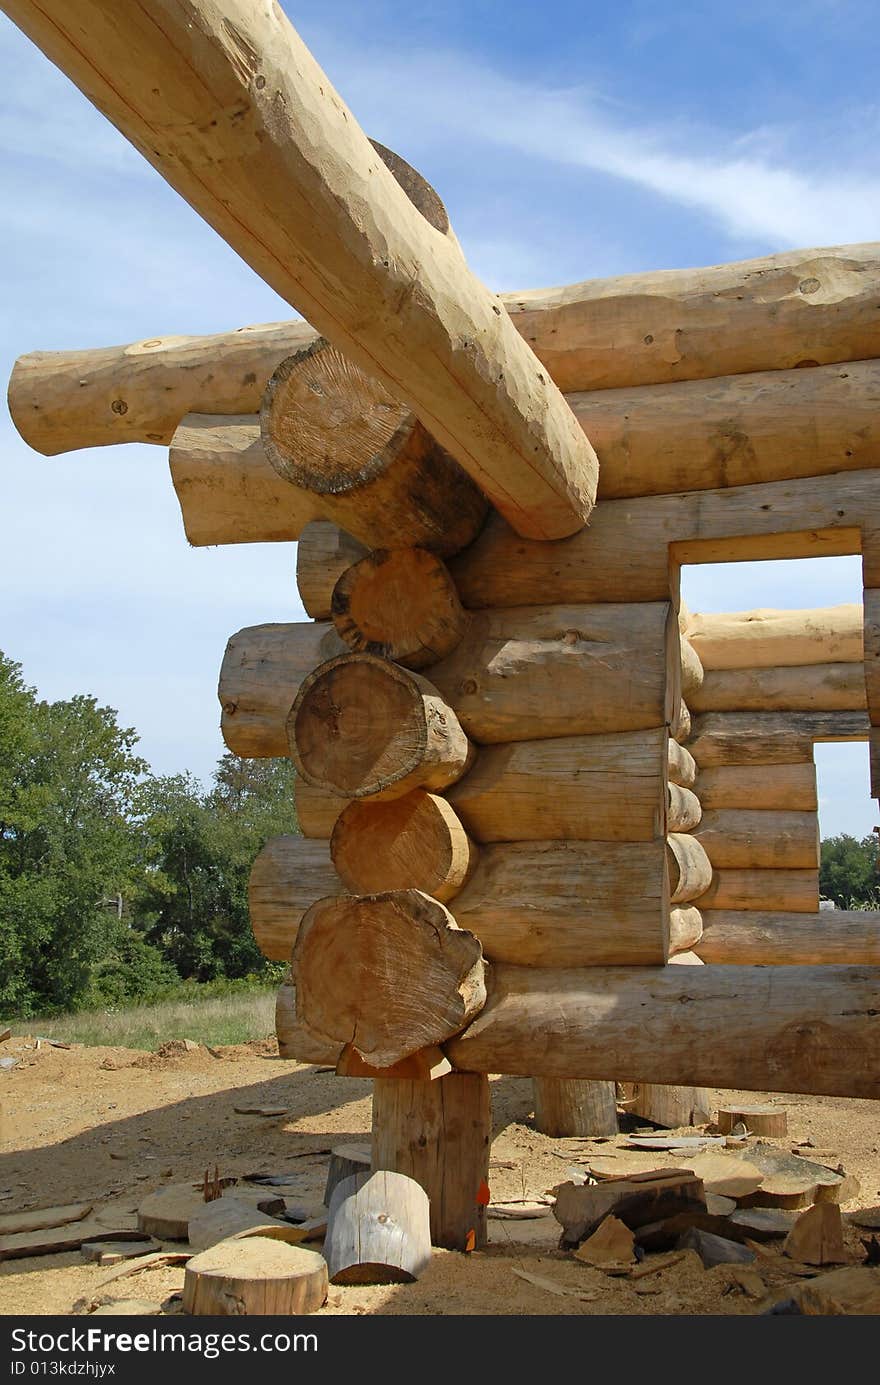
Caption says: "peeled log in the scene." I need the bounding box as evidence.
[220,622,345,759]
[170,414,319,545]
[667,785,702,833]
[372,1073,491,1251]
[863,588,880,725]
[249,836,341,962]
[669,906,704,955]
[667,835,713,904]
[291,891,485,1067]
[331,548,469,669]
[690,663,867,714]
[13,244,880,455]
[297,522,367,620]
[428,602,676,743]
[450,471,872,612]
[694,809,819,870]
[668,739,697,788]
[680,637,704,698]
[695,910,880,965]
[452,840,670,966]
[445,964,880,1098]
[275,979,341,1064]
[295,778,348,839]
[689,604,863,671]
[671,699,692,744]
[261,342,487,556]
[696,763,817,811]
[289,654,473,801]
[689,710,869,767]
[324,1170,432,1283]
[533,1079,618,1137]
[575,359,880,500]
[696,870,819,913]
[182,1237,328,1316]
[2,0,597,540]
[446,730,667,843]
[331,792,478,903]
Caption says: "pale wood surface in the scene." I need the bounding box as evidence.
[667,834,713,904]
[667,785,702,833]
[620,1084,711,1129]
[575,359,880,499]
[292,890,485,1067]
[289,654,473,800]
[689,710,869,767]
[331,548,469,669]
[182,1237,328,1315]
[220,621,345,759]
[679,635,704,697]
[696,763,818,811]
[695,909,880,965]
[445,963,880,1096]
[696,869,819,912]
[275,979,341,1064]
[671,698,691,744]
[694,808,820,869]
[691,663,867,713]
[249,836,341,961]
[446,730,667,843]
[324,1145,371,1209]
[331,792,478,903]
[451,840,669,966]
[325,1170,432,1284]
[261,341,488,556]
[668,906,704,955]
[533,1079,618,1137]
[863,587,880,725]
[297,522,367,619]
[689,604,863,670]
[372,1073,491,1250]
[2,0,598,539]
[13,243,880,454]
[170,414,320,544]
[294,779,348,839]
[717,1105,788,1137]
[667,739,697,787]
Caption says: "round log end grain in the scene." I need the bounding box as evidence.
[331,791,478,902]
[331,547,468,668]
[182,1236,328,1315]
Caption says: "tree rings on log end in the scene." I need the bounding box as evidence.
[331,791,478,902]
[332,547,469,669]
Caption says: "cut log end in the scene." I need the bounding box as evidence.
[332,547,469,669]
[331,791,478,902]
[182,1236,328,1316]
[289,653,472,800]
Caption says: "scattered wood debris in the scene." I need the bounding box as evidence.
[512,1267,598,1302]
[677,1227,756,1268]
[573,1215,635,1273]
[0,1202,92,1236]
[783,1203,846,1266]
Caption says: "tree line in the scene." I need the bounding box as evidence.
[1,651,296,1017]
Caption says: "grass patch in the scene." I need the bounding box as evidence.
[13,983,277,1050]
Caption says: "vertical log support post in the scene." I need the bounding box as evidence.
[371,1074,492,1251]
[533,1078,618,1137]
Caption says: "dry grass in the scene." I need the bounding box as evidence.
[14,985,277,1051]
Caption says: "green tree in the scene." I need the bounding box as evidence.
[819,833,880,908]
[0,652,149,1015]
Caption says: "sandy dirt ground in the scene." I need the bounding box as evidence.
[1,1036,878,1317]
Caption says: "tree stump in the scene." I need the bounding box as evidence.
[717,1104,789,1137]
[533,1078,619,1137]
[182,1236,328,1315]
[324,1170,432,1284]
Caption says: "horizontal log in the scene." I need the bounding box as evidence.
[680,636,704,697]
[668,739,697,788]
[669,906,704,955]
[450,470,872,610]
[5,0,599,539]
[688,604,863,671]
[696,910,880,965]
[249,837,341,961]
[445,964,880,1097]
[574,359,880,500]
[331,792,478,904]
[250,836,669,967]
[276,979,341,1065]
[220,623,345,758]
[13,243,880,454]
[690,663,867,713]
[689,711,869,766]
[290,654,473,800]
[451,841,669,966]
[445,730,667,843]
[331,548,469,669]
[295,779,347,839]
[667,835,713,904]
[223,605,675,756]
[667,785,702,833]
[671,698,691,744]
[864,588,880,725]
[170,415,319,545]
[694,809,820,870]
[297,523,367,620]
[696,763,818,811]
[696,869,819,913]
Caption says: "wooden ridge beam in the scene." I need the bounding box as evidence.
[11,243,880,453]
[2,0,596,540]
[444,963,880,1097]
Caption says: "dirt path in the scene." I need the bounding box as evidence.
[1,1037,877,1316]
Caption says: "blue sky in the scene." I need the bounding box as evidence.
[1,1,877,835]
